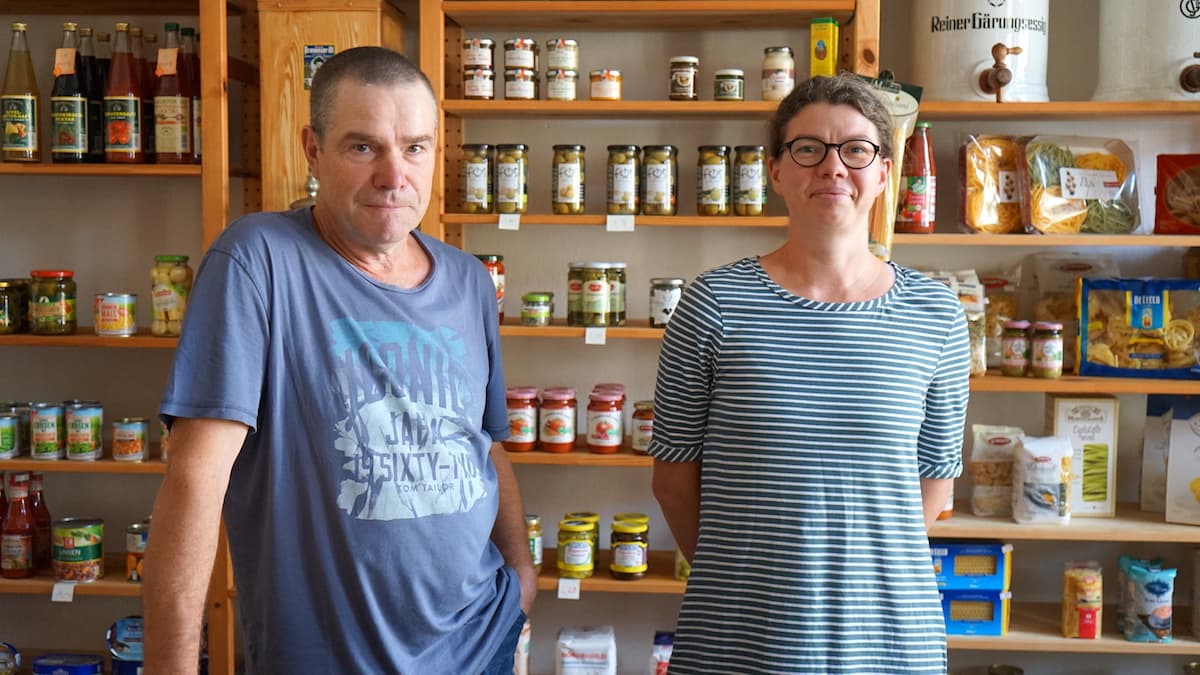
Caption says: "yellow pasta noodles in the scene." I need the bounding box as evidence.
[963,135,1021,234]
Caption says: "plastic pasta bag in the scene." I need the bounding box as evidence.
[1018,135,1140,235]
[968,424,1023,517]
[959,134,1022,234]
[1012,435,1072,525]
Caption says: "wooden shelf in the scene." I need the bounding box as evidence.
[4,0,243,13]
[500,318,665,339]
[0,448,167,476]
[448,213,783,228]
[893,233,1200,247]
[444,1,854,30]
[0,163,200,177]
[539,549,683,595]
[950,602,1198,655]
[0,329,178,349]
[508,442,651,467]
[969,372,1200,395]
[931,503,1200,543]
[919,100,1200,120]
[0,554,141,598]
[444,100,779,119]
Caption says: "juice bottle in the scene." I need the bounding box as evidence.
[140,31,157,162]
[895,120,936,234]
[128,26,154,163]
[1,472,34,578]
[28,471,51,571]
[95,31,111,89]
[78,27,106,162]
[154,23,190,163]
[104,23,143,163]
[181,27,201,163]
[2,22,41,162]
[50,22,87,163]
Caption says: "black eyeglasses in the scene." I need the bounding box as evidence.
[782,137,881,169]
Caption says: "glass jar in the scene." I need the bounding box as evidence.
[504,68,537,100]
[546,69,578,101]
[30,270,77,336]
[503,387,538,452]
[1184,247,1200,279]
[0,278,29,334]
[714,68,744,101]
[463,67,494,100]
[462,37,495,69]
[642,145,678,216]
[589,69,621,101]
[545,38,579,71]
[552,144,585,215]
[1031,322,1064,379]
[539,387,577,452]
[631,400,654,454]
[761,46,796,101]
[504,38,537,71]
[564,511,600,556]
[649,277,685,327]
[613,511,648,531]
[461,143,494,214]
[495,143,528,214]
[697,145,731,216]
[520,292,553,326]
[1000,319,1031,377]
[581,263,610,327]
[669,56,699,100]
[474,254,505,322]
[586,389,623,454]
[607,262,627,326]
[525,514,543,573]
[733,145,767,216]
[606,145,640,215]
[556,519,594,579]
[567,262,586,326]
[610,520,649,580]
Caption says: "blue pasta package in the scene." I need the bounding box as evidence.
[1076,278,1200,379]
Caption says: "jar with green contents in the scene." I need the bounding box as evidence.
[564,511,600,557]
[567,262,585,326]
[0,278,29,334]
[557,518,594,579]
[581,263,610,327]
[495,143,528,214]
[552,144,585,215]
[733,145,767,216]
[607,262,626,326]
[29,270,77,335]
[697,145,731,216]
[520,292,553,326]
[641,145,677,215]
[1031,321,1064,379]
[460,143,494,214]
[606,145,640,215]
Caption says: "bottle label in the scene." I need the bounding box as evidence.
[504,78,535,100]
[464,76,493,98]
[554,161,582,206]
[645,162,671,207]
[154,95,190,154]
[0,418,16,459]
[32,296,75,322]
[897,175,936,223]
[582,279,608,314]
[650,286,682,325]
[2,94,38,152]
[1,533,33,571]
[53,48,77,76]
[586,409,622,447]
[609,161,636,208]
[698,163,727,205]
[506,408,537,443]
[50,95,88,154]
[539,409,575,444]
[762,68,795,100]
[462,45,491,68]
[155,48,179,76]
[497,159,523,205]
[735,163,764,205]
[104,96,141,154]
[1001,336,1029,369]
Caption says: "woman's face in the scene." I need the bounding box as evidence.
[767,102,891,232]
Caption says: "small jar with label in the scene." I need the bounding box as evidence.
[475,254,505,322]
[504,38,538,71]
[1031,321,1064,379]
[565,511,600,558]
[150,255,193,337]
[607,145,640,215]
[0,278,29,334]
[520,292,553,326]
[462,37,495,70]
[649,277,685,327]
[504,68,537,100]
[1000,319,1031,377]
[669,56,699,100]
[586,389,623,454]
[631,400,654,455]
[697,145,731,216]
[30,270,77,335]
[495,143,528,214]
[463,68,495,100]
[581,263,610,327]
[546,69,578,101]
[589,69,622,101]
[761,46,795,101]
[539,387,577,452]
[503,387,539,452]
[545,38,579,71]
[607,262,627,326]
[567,263,586,326]
[557,519,594,579]
[733,145,767,216]
[641,145,678,216]
[460,144,494,213]
[610,520,649,580]
[714,68,744,101]
[552,144,586,215]
[526,514,543,573]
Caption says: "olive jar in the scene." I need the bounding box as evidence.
[460,143,494,214]
[552,144,586,215]
[606,145,640,215]
[641,145,678,215]
[696,145,731,216]
[495,144,528,214]
[733,145,767,216]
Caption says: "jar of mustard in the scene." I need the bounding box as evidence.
[642,145,678,216]
[733,145,767,216]
[607,145,640,215]
[552,144,586,215]
[495,143,528,214]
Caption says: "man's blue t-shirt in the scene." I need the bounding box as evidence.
[160,208,519,673]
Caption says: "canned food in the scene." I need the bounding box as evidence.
[0,642,18,675]
[1,401,32,454]
[463,67,495,100]
[31,654,103,675]
[29,403,65,460]
[65,401,103,461]
[0,413,17,459]
[461,37,495,69]
[94,292,137,337]
[150,255,192,337]
[112,418,149,462]
[546,68,578,101]
[126,521,149,582]
[504,68,537,100]
[107,615,145,664]
[545,38,579,70]
[53,517,104,582]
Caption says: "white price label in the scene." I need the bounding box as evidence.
[605,215,635,232]
[498,213,521,230]
[51,582,76,602]
[557,577,582,600]
[585,326,607,345]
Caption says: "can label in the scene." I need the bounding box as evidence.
[126,524,149,582]
[53,519,104,582]
[113,419,149,462]
[66,405,103,460]
[95,293,137,336]
[0,414,17,459]
[31,406,65,459]
[2,94,37,152]
[159,418,170,462]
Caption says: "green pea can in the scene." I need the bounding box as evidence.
[65,401,103,461]
[29,403,65,459]
[0,413,17,459]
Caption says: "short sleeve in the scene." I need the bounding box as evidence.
[916,304,970,479]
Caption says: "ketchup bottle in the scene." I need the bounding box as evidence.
[29,471,52,570]
[895,120,936,234]
[1,472,35,578]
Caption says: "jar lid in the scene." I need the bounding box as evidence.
[734,145,765,153]
[547,38,578,47]
[643,145,677,152]
[522,292,553,302]
[607,144,639,152]
[154,255,189,263]
[1033,321,1063,331]
[504,68,535,78]
[464,68,494,77]
[553,144,585,151]
[590,69,620,78]
[698,144,730,152]
[568,261,586,268]
[462,143,492,151]
[541,387,576,400]
[504,38,536,47]
[594,382,625,392]
[547,69,578,78]
[506,386,539,399]
[608,262,627,269]
[670,56,700,64]
[525,514,540,526]
[715,68,744,77]
[559,519,593,531]
[496,143,528,151]
[464,37,495,46]
[633,399,654,411]
[613,511,648,523]
[589,390,623,402]
[613,520,648,534]
[764,46,794,55]
[650,277,686,287]
[1003,319,1031,330]
[564,511,599,522]
[30,269,74,278]
[474,254,503,262]
[581,261,611,269]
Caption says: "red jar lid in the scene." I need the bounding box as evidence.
[542,387,576,400]
[588,390,622,402]
[505,386,539,399]
[30,269,74,278]
[593,382,625,392]
[1033,321,1063,331]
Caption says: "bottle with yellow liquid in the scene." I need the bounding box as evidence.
[2,22,42,162]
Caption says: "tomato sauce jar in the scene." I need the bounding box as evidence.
[631,400,654,455]
[586,389,623,454]
[504,387,539,452]
[539,387,577,452]
[474,254,506,322]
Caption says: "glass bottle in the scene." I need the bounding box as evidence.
[140,31,157,162]
[95,31,112,88]
[104,23,143,163]
[896,120,936,234]
[77,28,105,162]
[28,471,51,571]
[180,28,201,164]
[50,22,87,163]
[1,472,34,578]
[2,22,41,162]
[154,23,191,163]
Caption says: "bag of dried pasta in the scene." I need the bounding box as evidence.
[1077,277,1200,379]
[1031,252,1120,369]
[959,134,1022,234]
[1018,135,1140,235]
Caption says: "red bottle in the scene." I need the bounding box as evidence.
[28,471,52,570]
[895,120,936,234]
[103,22,143,163]
[1,472,35,578]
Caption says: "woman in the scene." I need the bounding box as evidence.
[649,74,970,674]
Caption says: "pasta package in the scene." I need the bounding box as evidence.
[1062,561,1102,639]
[1154,154,1200,234]
[1139,395,1173,513]
[1077,278,1200,379]
[959,134,1022,234]
[1012,435,1072,525]
[981,272,1019,368]
[1165,396,1200,526]
[1018,135,1140,235]
[1045,395,1117,518]
[967,424,1023,517]
[1031,252,1120,369]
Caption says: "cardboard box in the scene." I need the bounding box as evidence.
[1046,395,1118,517]
[1166,397,1200,526]
[931,541,1012,591]
[1154,154,1200,235]
[940,589,1012,636]
[1141,395,1173,513]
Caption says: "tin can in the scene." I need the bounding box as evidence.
[52,517,104,582]
[1,402,32,454]
[0,413,18,459]
[107,615,145,666]
[94,292,137,337]
[29,403,65,459]
[112,418,149,462]
[126,521,149,582]
[0,642,18,675]
[31,654,103,675]
[65,401,103,461]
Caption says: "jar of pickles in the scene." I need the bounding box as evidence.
[697,145,731,216]
[150,256,192,337]
[495,144,528,214]
[462,38,495,70]
[589,69,621,100]
[546,69,578,101]
[0,278,29,334]
[30,270,76,335]
[565,511,600,557]
[463,67,494,100]
[460,144,494,213]
[504,38,538,70]
[606,145,640,215]
[539,387,577,452]
[504,68,537,100]
[733,145,767,216]
[581,263,610,327]
[669,56,699,100]
[556,519,594,579]
[567,262,586,326]
[552,144,586,215]
[520,292,553,326]
[545,38,579,70]
[607,262,627,326]
[642,145,678,215]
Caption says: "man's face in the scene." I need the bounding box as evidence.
[303,79,437,250]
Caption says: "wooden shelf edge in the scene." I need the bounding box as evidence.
[443,99,778,119]
[893,233,1200,247]
[0,163,201,176]
[0,451,167,475]
[508,441,651,467]
[969,372,1200,395]
[0,329,178,349]
[447,213,785,228]
[920,100,1200,119]
[537,549,683,595]
[931,503,1200,543]
[0,554,141,598]
[499,318,665,340]
[949,602,1198,655]
[444,1,855,28]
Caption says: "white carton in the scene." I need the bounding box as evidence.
[1166,398,1200,526]
[1045,395,1118,517]
[1140,395,1173,513]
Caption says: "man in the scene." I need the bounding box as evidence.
[142,47,535,674]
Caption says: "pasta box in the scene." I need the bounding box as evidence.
[940,589,1012,636]
[930,541,1012,591]
[1045,395,1118,517]
[1166,397,1200,526]
[1154,154,1200,235]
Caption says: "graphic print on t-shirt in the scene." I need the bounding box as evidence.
[329,318,487,520]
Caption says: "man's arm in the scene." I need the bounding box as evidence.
[652,459,701,563]
[489,443,537,612]
[143,417,248,674]
[920,477,954,531]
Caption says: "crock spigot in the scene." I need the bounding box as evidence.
[979,43,1023,102]
[1181,52,1200,94]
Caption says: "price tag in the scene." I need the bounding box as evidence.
[156,48,179,77]
[51,582,76,603]
[498,213,521,230]
[557,577,581,600]
[53,48,76,77]
[605,215,635,232]
[585,327,607,345]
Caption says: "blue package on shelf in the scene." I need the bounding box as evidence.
[930,540,1012,590]
[941,589,1012,636]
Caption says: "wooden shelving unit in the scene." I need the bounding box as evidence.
[0,554,140,598]
[538,549,683,595]
[931,503,1200,543]
[0,329,178,349]
[950,603,1198,655]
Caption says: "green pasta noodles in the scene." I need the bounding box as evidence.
[1083,199,1137,234]
[1081,442,1109,502]
[1026,141,1075,189]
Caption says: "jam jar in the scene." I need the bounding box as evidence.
[30,270,77,335]
[586,389,623,454]
[1031,321,1064,379]
[460,143,494,214]
[0,278,29,334]
[463,67,494,100]
[733,145,767,216]
[641,145,678,216]
[539,387,577,452]
[669,56,699,100]
[610,520,649,580]
[495,144,528,214]
[475,254,505,322]
[546,69,578,101]
[714,68,744,101]
[504,38,538,71]
[1000,319,1031,377]
[631,400,654,454]
[606,145,640,215]
[564,511,600,557]
[545,38,579,71]
[589,69,621,101]
[697,145,731,216]
[504,68,537,100]
[552,144,585,215]
[503,387,539,452]
[462,38,495,70]
[556,519,594,579]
